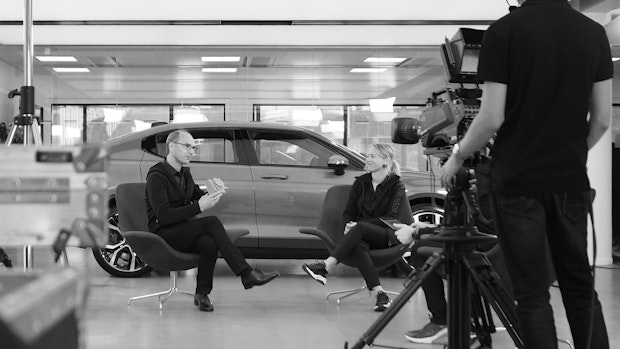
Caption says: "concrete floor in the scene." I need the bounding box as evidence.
[3,247,620,348]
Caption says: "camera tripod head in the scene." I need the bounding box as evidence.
[442,168,477,229]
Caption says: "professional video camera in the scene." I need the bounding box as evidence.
[391,28,485,155]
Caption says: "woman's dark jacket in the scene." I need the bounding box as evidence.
[342,172,407,227]
[145,161,204,233]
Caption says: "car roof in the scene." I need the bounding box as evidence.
[104,121,318,146]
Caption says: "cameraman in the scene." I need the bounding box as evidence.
[439,1,612,348]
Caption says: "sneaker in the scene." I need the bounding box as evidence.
[405,321,448,344]
[374,291,392,312]
[302,262,328,285]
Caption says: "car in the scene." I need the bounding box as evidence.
[94,121,445,277]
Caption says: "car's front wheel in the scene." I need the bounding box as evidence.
[92,205,153,278]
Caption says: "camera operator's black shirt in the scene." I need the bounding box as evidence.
[477,0,613,195]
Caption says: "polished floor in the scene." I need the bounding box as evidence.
[8,247,620,349]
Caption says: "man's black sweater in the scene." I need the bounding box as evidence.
[145,161,204,233]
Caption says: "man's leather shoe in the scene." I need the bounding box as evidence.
[241,268,279,289]
[194,293,214,312]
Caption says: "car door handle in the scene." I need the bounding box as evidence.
[261,174,288,180]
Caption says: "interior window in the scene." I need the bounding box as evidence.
[249,131,333,167]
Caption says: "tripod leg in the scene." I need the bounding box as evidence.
[30,118,42,145]
[349,251,444,349]
[464,252,525,349]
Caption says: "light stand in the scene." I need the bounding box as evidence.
[6,0,41,146]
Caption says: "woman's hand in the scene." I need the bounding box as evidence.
[343,221,357,234]
[394,223,415,244]
[394,221,437,244]
[198,192,223,211]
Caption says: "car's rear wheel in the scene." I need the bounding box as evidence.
[396,203,445,274]
[411,204,444,226]
[92,205,153,278]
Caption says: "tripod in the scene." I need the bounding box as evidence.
[348,170,524,349]
[6,86,41,146]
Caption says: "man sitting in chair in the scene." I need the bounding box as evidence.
[145,129,279,312]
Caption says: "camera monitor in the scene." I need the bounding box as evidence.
[441,28,485,84]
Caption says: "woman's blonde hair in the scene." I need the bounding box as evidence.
[369,143,401,176]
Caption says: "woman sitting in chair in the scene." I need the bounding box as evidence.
[302,143,407,312]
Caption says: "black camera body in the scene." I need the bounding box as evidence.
[391,28,486,155]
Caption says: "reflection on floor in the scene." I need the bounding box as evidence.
[8,248,620,348]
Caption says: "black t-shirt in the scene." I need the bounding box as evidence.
[477,0,613,194]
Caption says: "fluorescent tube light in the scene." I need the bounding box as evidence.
[201,56,241,62]
[202,68,237,73]
[369,97,396,113]
[36,56,77,62]
[350,68,388,73]
[364,57,406,64]
[53,67,90,73]
[613,57,620,62]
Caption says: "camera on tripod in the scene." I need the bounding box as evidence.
[390,28,485,157]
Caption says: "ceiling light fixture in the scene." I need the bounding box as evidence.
[364,57,406,64]
[350,68,388,73]
[201,56,241,62]
[202,68,237,73]
[613,57,620,62]
[36,56,77,62]
[52,67,90,73]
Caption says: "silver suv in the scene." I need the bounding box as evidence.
[95,122,445,277]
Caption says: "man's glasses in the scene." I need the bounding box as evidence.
[172,142,199,152]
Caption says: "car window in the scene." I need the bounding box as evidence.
[146,129,238,164]
[248,130,334,167]
[189,137,236,163]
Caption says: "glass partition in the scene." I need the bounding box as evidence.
[256,105,345,144]
[52,104,225,144]
[347,105,428,172]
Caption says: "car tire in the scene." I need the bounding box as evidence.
[91,205,153,278]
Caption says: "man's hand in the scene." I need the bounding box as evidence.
[343,221,357,234]
[198,192,223,211]
[439,154,465,188]
[212,177,227,194]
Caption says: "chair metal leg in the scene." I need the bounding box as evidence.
[127,271,194,310]
[327,285,368,304]
[326,285,402,305]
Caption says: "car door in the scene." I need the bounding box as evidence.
[244,128,365,250]
[139,127,258,248]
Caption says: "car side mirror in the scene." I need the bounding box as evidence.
[328,155,349,176]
